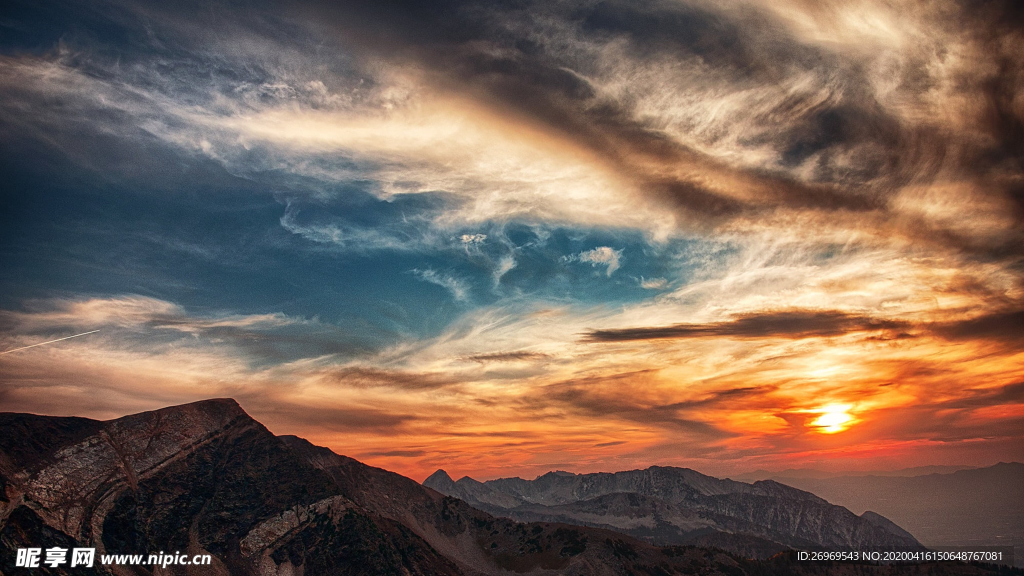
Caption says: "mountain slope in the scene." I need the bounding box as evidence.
[423,466,923,556]
[0,399,817,576]
[5,399,1016,575]
[278,435,793,575]
[1,399,461,575]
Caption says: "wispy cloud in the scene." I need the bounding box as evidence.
[639,277,667,289]
[565,246,623,276]
[460,233,487,244]
[583,310,911,342]
[411,268,470,302]
[493,255,517,287]
[462,350,550,363]
[0,296,364,365]
[0,0,1021,481]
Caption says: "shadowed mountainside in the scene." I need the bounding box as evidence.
[1,399,1017,576]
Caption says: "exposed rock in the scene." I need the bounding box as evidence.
[0,400,803,575]
[423,464,924,556]
[3,400,1012,576]
[1,400,460,575]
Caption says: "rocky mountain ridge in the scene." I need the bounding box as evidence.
[423,465,923,555]
[0,399,880,576]
[4,399,1014,575]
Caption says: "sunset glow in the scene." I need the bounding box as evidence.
[0,0,1021,482]
[809,405,856,434]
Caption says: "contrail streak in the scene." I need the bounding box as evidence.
[0,330,100,355]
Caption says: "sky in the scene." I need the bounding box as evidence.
[0,0,1022,482]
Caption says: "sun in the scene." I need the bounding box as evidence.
[808,404,855,434]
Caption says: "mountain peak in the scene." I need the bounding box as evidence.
[4,402,946,573]
[425,464,923,554]
[538,470,576,479]
[423,469,455,488]
[125,397,247,422]
[175,397,245,413]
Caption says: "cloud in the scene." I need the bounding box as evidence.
[1,0,1022,481]
[360,449,426,458]
[583,310,911,342]
[5,0,1021,259]
[307,0,1023,256]
[934,309,1024,343]
[0,295,366,365]
[567,246,623,276]
[524,372,735,441]
[411,268,470,301]
[314,366,461,391]
[639,277,667,289]
[252,404,417,433]
[493,255,517,286]
[2,288,1022,480]
[0,295,182,331]
[462,350,550,363]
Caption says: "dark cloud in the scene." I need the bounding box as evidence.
[524,372,734,440]
[320,0,1022,256]
[576,1,772,71]
[934,309,1024,343]
[440,429,540,439]
[462,350,550,363]
[961,2,1024,214]
[661,386,778,412]
[305,0,903,222]
[319,366,461,390]
[583,310,911,342]
[1,0,1021,476]
[147,317,368,363]
[858,384,1024,446]
[240,397,417,433]
[5,0,1021,257]
[584,307,1024,346]
[360,449,426,458]
[941,381,1024,410]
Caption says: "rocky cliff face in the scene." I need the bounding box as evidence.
[423,465,924,556]
[1,399,461,575]
[6,400,1014,576]
[1,399,834,576]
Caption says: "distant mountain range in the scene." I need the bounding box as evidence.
[751,464,1024,567]
[422,466,923,556]
[731,465,980,482]
[1,399,1015,575]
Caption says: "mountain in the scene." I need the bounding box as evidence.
[3,399,1016,575]
[0,399,868,576]
[423,466,924,556]
[762,464,1024,566]
[0,399,463,575]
